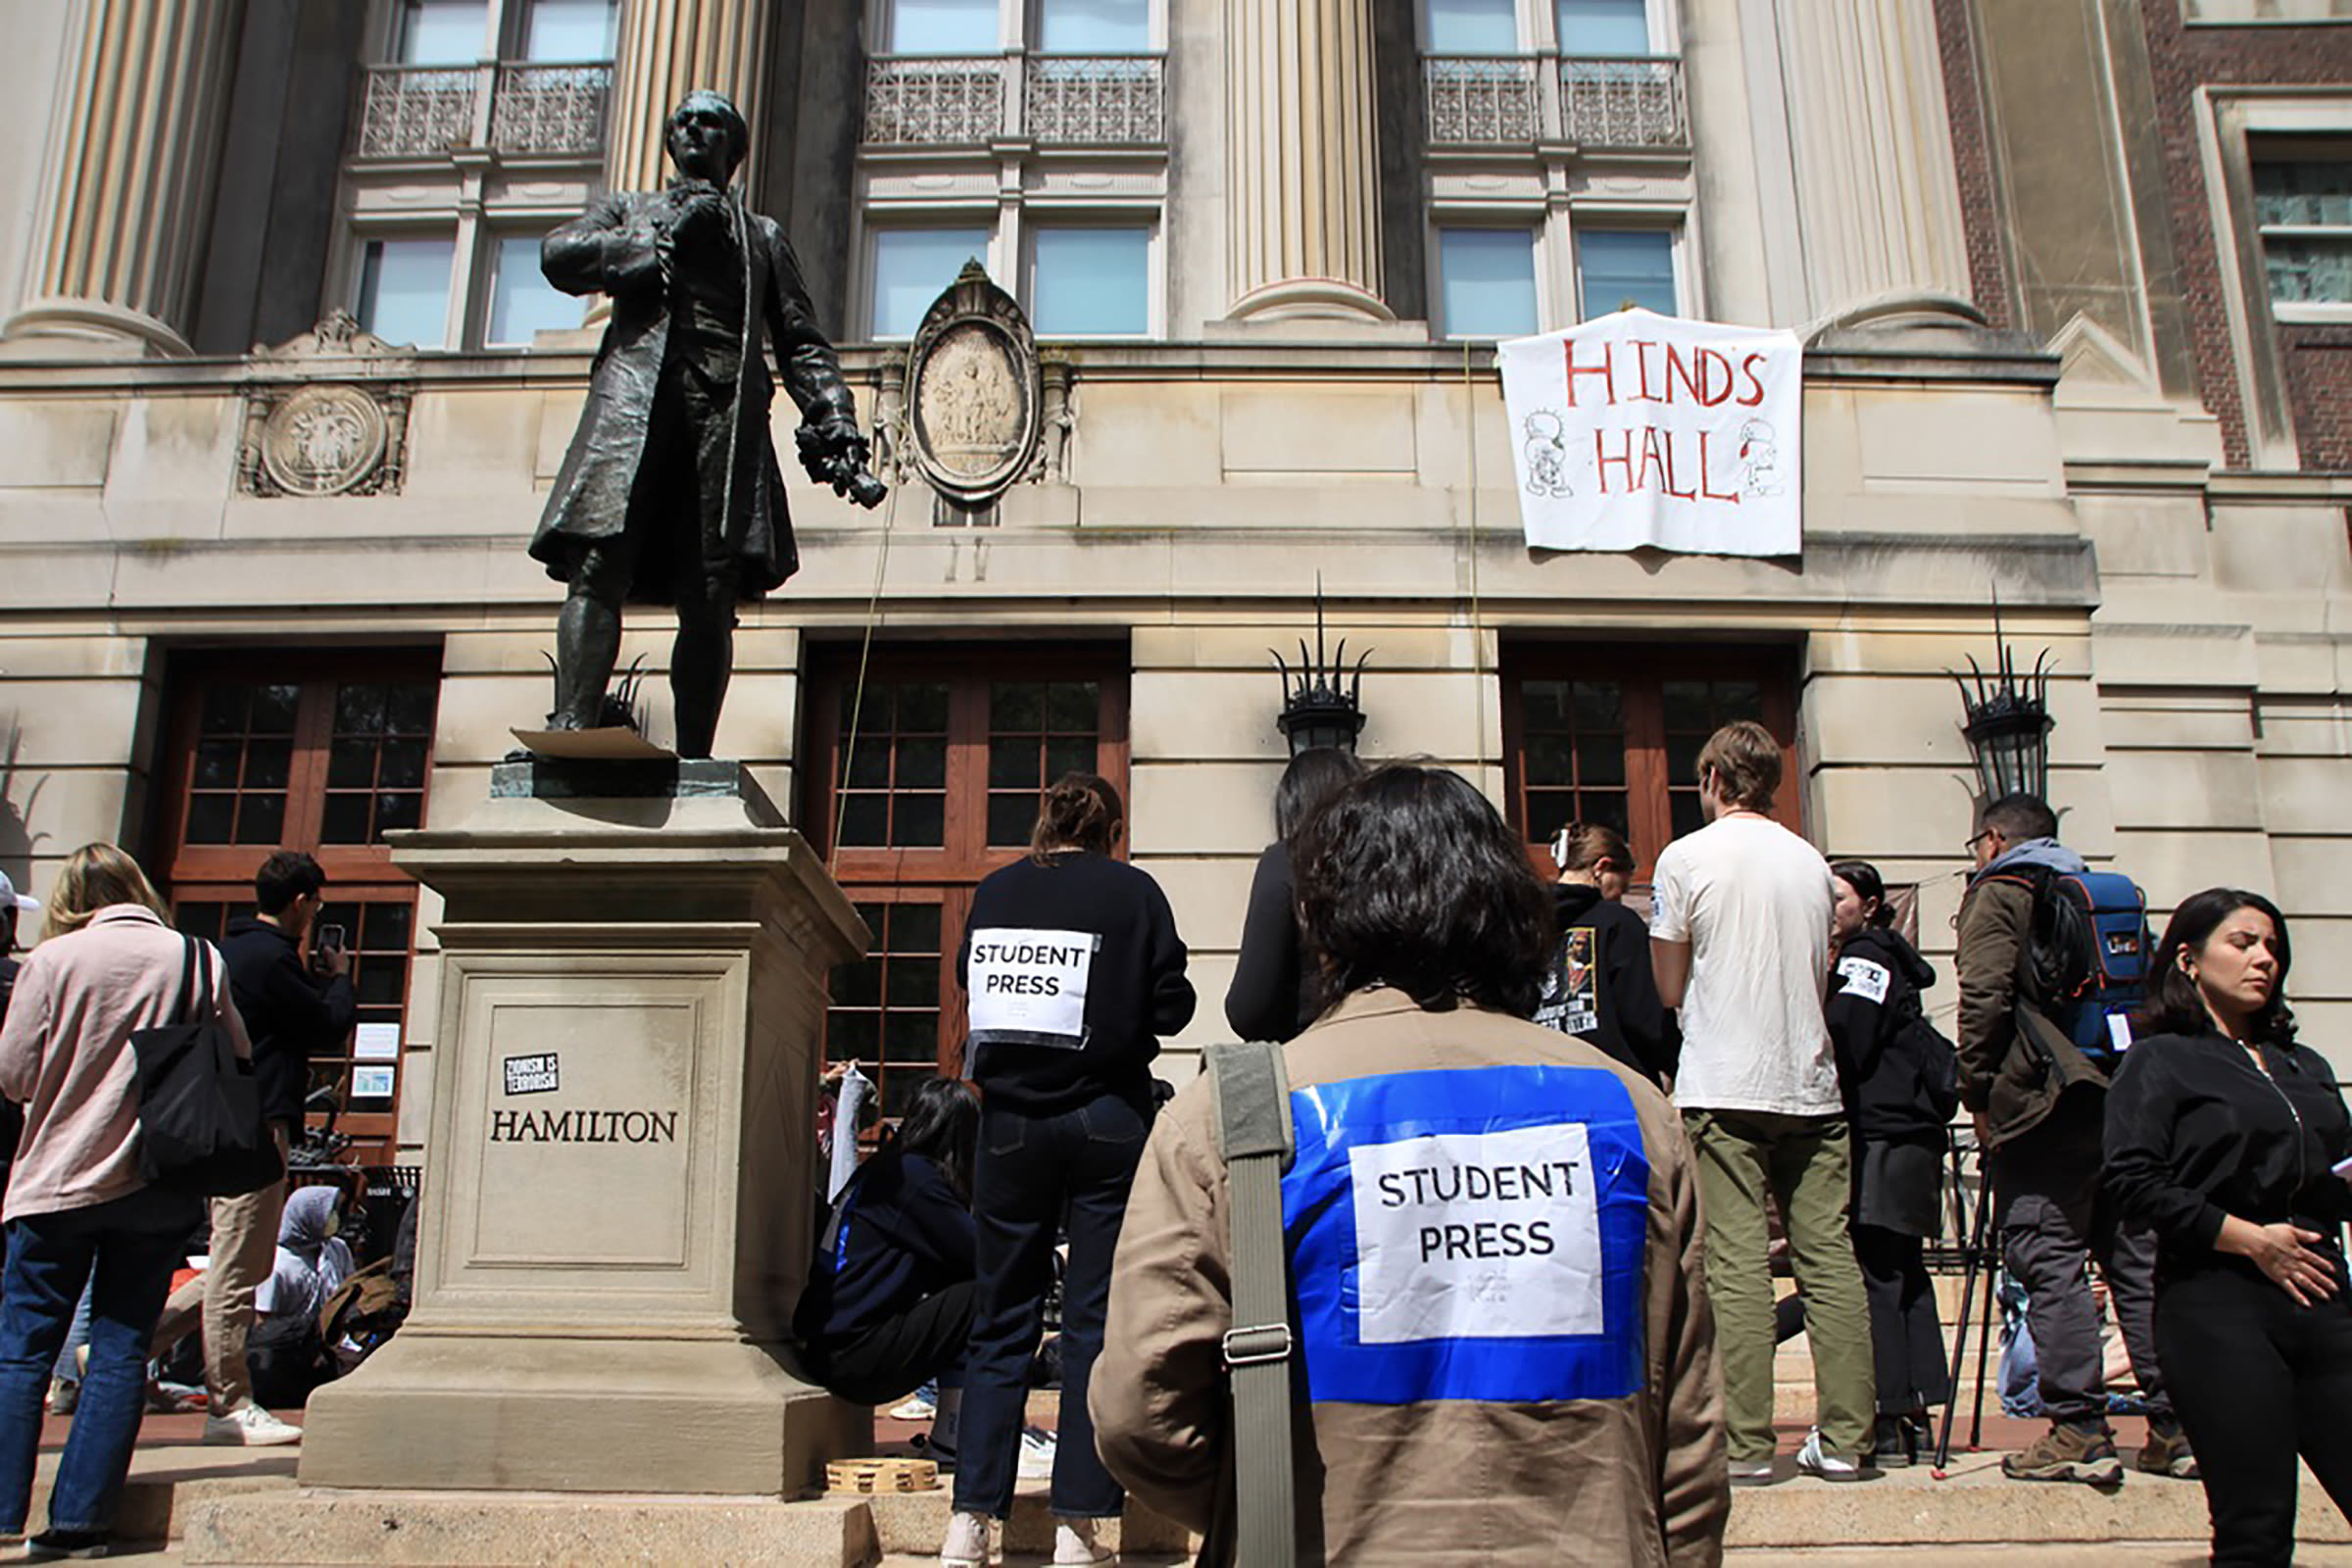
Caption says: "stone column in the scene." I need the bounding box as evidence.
[1223,0,1393,322]
[3,0,246,355]
[607,0,770,192]
[1770,0,1973,320]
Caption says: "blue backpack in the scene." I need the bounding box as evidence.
[2017,867,2152,1062]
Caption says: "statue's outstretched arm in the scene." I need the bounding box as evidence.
[764,223,885,508]
[542,195,662,299]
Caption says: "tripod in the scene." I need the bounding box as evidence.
[1934,1134,2003,1476]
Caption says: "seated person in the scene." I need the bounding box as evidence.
[796,1077,979,1452]
[243,1185,355,1409]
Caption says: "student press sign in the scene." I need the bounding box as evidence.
[1497,307,1802,557]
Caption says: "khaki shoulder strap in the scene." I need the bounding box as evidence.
[1207,1040,1298,1568]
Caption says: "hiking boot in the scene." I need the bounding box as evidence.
[1872,1414,1918,1469]
[1796,1427,1873,1482]
[2138,1420,2200,1480]
[2002,1422,2125,1486]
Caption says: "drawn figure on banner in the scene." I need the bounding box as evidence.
[1738,417,1784,498]
[1534,927,1600,1038]
[1522,411,1575,499]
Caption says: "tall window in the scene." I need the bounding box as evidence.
[2253,152,2352,310]
[341,0,617,351]
[1555,0,1652,55]
[1437,227,1540,337]
[1503,646,1801,879]
[154,653,444,1166]
[859,0,1167,340]
[1577,227,1678,317]
[803,647,1129,1121]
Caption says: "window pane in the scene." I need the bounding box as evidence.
[487,236,579,345]
[358,238,454,350]
[1427,0,1518,53]
[1040,0,1150,52]
[1578,228,1675,318]
[1557,0,1649,55]
[523,0,616,59]
[1439,228,1538,338]
[888,0,999,53]
[1032,228,1150,336]
[2254,159,2352,227]
[398,0,486,63]
[872,228,992,338]
[2266,236,2352,305]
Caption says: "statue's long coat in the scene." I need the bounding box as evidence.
[529,185,858,604]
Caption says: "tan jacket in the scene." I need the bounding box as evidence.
[1092,991,1727,1567]
[0,906,250,1220]
[1955,876,2106,1148]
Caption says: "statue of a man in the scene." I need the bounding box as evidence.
[528,89,882,759]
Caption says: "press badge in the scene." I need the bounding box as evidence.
[965,928,1098,1049]
[1282,1063,1651,1405]
[1836,956,1891,1005]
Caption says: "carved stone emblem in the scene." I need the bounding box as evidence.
[907,262,1040,508]
[260,385,388,496]
[237,311,415,498]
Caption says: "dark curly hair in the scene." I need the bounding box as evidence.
[1293,761,1554,1016]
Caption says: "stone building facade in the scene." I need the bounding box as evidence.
[0,0,2345,1161]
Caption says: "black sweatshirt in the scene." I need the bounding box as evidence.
[797,1150,975,1343]
[1224,842,1316,1044]
[956,851,1195,1114]
[221,916,358,1128]
[1827,925,1946,1142]
[2104,1029,2352,1280]
[1534,884,1678,1085]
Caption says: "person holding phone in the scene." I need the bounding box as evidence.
[2104,890,2352,1560]
[151,852,354,1446]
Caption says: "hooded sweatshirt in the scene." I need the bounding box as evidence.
[259,1184,354,1321]
[1957,835,2103,1146]
[1537,884,1678,1086]
[1827,924,1944,1142]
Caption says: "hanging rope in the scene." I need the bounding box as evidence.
[830,355,913,865]
[1463,340,1491,775]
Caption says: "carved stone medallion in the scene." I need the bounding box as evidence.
[260,384,389,496]
[907,263,1041,508]
[236,311,415,498]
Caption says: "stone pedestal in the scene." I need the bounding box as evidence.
[295,759,871,1496]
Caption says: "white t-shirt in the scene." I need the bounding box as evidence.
[1647,813,1839,1116]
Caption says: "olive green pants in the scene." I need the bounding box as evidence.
[1684,1108,1877,1465]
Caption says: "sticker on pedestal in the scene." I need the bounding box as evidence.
[504,1053,562,1096]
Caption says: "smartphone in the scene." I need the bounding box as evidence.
[317,923,346,954]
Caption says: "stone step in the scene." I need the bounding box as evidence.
[31,1442,298,1545]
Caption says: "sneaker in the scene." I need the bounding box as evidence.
[44,1380,76,1417]
[2138,1420,2200,1480]
[1053,1517,1113,1565]
[1017,1426,1058,1481]
[23,1529,110,1560]
[939,1508,993,1568]
[1729,1456,1778,1487]
[890,1383,940,1421]
[203,1404,303,1447]
[2002,1422,2125,1486]
[1796,1427,1871,1482]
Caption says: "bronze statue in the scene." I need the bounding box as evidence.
[529,90,883,760]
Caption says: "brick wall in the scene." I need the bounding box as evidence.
[1933,0,2016,332]
[2134,0,2352,470]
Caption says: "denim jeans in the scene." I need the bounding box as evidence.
[953,1090,1150,1520]
[0,1186,198,1535]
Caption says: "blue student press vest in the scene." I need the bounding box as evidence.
[1279,1062,1652,1405]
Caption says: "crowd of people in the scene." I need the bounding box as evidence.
[1,723,2345,1564]
[797,727,2352,1568]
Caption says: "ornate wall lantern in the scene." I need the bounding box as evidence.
[1271,585,1369,756]
[1952,606,2054,803]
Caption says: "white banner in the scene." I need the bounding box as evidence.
[1497,308,1802,557]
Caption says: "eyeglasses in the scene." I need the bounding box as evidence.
[1964,830,1995,856]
